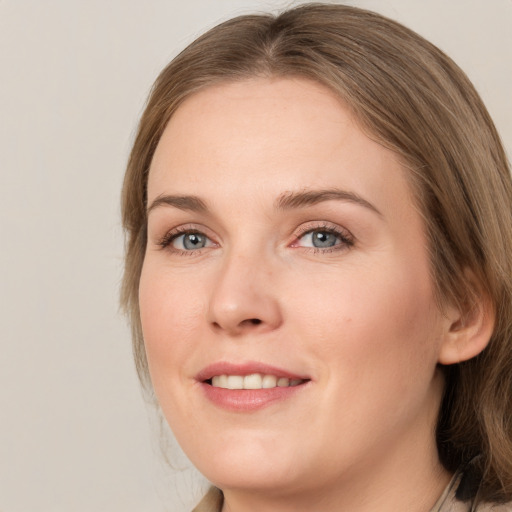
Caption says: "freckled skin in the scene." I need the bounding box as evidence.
[139,78,452,512]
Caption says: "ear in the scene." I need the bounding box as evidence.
[438,273,495,365]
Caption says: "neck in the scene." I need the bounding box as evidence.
[221,456,451,512]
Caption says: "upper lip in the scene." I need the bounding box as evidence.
[196,361,310,382]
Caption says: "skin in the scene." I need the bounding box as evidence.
[140,77,457,512]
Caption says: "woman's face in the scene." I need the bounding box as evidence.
[140,78,449,500]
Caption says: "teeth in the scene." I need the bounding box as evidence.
[226,375,244,390]
[262,375,277,388]
[210,374,304,390]
[243,373,263,389]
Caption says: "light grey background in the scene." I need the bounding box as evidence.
[0,1,510,511]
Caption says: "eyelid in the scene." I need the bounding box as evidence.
[156,223,218,252]
[153,220,354,254]
[290,221,354,250]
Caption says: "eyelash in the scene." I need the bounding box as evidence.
[157,226,211,254]
[156,223,354,255]
[292,223,354,253]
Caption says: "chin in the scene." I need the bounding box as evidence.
[182,430,307,493]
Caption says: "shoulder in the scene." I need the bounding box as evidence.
[192,487,223,512]
[472,503,512,511]
[432,458,512,512]
[477,503,512,511]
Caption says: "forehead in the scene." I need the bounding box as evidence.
[148,77,415,221]
[151,77,354,179]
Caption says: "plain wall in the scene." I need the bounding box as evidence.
[0,1,510,511]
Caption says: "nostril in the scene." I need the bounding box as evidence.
[211,318,263,331]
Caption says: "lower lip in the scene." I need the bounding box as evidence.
[199,382,308,412]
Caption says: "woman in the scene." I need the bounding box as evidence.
[121,4,512,511]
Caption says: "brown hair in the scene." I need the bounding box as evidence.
[121,3,512,504]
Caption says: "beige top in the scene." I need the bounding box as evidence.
[430,468,512,512]
[193,465,512,512]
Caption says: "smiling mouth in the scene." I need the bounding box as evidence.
[206,374,308,390]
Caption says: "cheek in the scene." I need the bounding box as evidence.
[289,257,442,386]
[289,263,443,450]
[138,263,205,388]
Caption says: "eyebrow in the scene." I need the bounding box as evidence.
[146,194,208,215]
[146,188,381,217]
[275,188,382,216]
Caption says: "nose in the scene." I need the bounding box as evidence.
[207,251,283,336]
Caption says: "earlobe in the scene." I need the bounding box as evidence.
[438,283,495,365]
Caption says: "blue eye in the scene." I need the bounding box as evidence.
[297,228,352,249]
[172,232,211,251]
[305,231,338,248]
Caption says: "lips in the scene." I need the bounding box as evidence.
[196,361,311,411]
